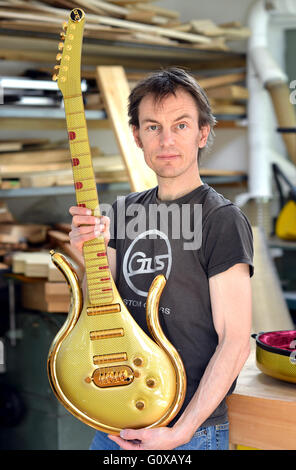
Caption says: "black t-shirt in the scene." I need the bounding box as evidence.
[107,183,254,428]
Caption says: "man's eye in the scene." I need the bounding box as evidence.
[149,125,159,131]
[177,123,187,130]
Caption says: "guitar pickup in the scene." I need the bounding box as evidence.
[92,366,134,388]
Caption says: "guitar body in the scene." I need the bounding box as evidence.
[47,8,186,435]
[48,253,184,433]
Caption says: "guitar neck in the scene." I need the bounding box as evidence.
[64,95,114,306]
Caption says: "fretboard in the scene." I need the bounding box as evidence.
[63,93,114,305]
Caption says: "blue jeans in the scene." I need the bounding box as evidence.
[89,422,229,450]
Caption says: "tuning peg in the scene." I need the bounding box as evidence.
[60,32,65,40]
[56,53,62,61]
[54,65,60,70]
[52,73,58,82]
[58,42,64,51]
[62,21,68,31]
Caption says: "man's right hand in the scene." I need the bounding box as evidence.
[69,206,111,253]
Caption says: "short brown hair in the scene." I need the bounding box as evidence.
[128,67,217,161]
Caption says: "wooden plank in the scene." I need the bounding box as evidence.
[197,72,246,90]
[210,102,246,115]
[18,155,127,187]
[0,148,82,165]
[96,66,157,191]
[228,394,296,449]
[109,0,156,4]
[191,19,250,40]
[0,161,71,177]
[109,0,157,4]
[132,3,180,19]
[191,19,224,38]
[207,85,249,100]
[91,15,211,44]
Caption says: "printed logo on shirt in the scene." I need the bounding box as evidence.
[122,229,172,297]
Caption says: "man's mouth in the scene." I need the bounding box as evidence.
[156,154,180,160]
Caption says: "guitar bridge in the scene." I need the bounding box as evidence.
[92,366,134,388]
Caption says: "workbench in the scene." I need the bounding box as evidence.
[227,348,296,450]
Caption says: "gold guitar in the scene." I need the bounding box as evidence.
[47,8,186,435]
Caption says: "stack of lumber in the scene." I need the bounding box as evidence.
[0,210,49,253]
[6,224,84,313]
[21,277,70,313]
[0,142,127,189]
[12,251,62,280]
[0,0,250,51]
[0,215,86,312]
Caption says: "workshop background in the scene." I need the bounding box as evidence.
[0,0,296,450]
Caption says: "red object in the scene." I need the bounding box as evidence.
[75,182,83,189]
[72,158,80,166]
[78,203,86,208]
[69,131,76,140]
[258,330,296,352]
[97,252,106,257]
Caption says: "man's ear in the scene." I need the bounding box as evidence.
[198,124,211,149]
[132,125,143,149]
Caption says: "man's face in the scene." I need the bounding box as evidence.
[133,88,210,181]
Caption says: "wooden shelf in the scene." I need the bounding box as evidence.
[0,29,246,70]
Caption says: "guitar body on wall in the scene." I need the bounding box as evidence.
[47,8,186,435]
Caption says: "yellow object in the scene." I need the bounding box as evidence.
[255,341,296,384]
[275,199,296,240]
[47,9,186,435]
[236,445,259,450]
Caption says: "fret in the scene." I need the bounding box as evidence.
[69,125,86,131]
[83,247,106,254]
[89,291,114,298]
[73,164,93,171]
[84,257,108,266]
[87,277,111,287]
[72,176,94,183]
[78,197,98,204]
[69,139,88,144]
[64,93,82,99]
[75,187,97,193]
[67,110,84,115]
[72,152,91,158]
[87,273,110,279]
[88,265,109,279]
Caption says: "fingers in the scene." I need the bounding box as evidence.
[108,434,142,451]
[68,206,111,252]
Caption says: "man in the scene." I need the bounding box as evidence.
[69,68,253,450]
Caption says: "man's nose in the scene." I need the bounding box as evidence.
[159,128,175,147]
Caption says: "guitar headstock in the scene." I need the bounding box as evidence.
[52,8,85,95]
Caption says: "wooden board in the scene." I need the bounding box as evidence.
[198,72,246,90]
[96,66,157,191]
[207,85,248,101]
[227,350,296,449]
